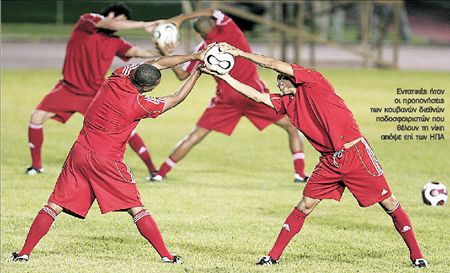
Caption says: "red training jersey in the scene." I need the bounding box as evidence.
[270,64,362,154]
[62,13,133,96]
[184,10,268,104]
[76,63,165,159]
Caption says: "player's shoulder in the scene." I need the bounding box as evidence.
[136,94,165,118]
[291,63,314,72]
[79,13,104,23]
[113,62,143,78]
[138,94,165,105]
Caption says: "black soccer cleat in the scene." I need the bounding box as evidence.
[294,174,309,183]
[9,252,29,262]
[25,166,44,175]
[256,256,278,265]
[412,258,428,268]
[162,255,183,264]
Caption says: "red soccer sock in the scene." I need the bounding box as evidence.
[128,132,156,173]
[133,210,173,259]
[28,124,44,169]
[19,206,57,256]
[268,207,308,260]
[389,205,423,261]
[157,157,176,177]
[293,151,306,177]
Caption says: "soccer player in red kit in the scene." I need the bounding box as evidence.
[200,43,428,268]
[151,9,308,183]
[10,49,209,263]
[27,3,164,176]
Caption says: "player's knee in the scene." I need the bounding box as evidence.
[128,206,145,216]
[30,110,49,125]
[380,195,399,212]
[46,202,63,215]
[296,197,319,215]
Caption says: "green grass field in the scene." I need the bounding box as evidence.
[1,68,449,273]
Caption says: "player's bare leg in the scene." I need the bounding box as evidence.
[258,196,320,265]
[274,116,308,182]
[128,206,182,263]
[10,202,62,261]
[151,126,211,181]
[26,109,56,175]
[379,195,427,267]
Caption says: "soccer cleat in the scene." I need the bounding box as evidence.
[149,174,164,182]
[256,256,277,265]
[25,166,44,175]
[294,174,309,183]
[162,255,183,264]
[145,171,159,182]
[9,252,29,262]
[412,258,428,268]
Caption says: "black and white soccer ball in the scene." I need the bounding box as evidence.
[153,23,179,48]
[204,45,235,75]
[422,182,447,206]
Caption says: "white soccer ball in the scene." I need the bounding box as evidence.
[422,182,448,206]
[153,23,179,48]
[204,45,235,75]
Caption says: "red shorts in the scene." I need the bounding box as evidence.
[197,96,284,135]
[36,81,94,123]
[48,142,142,218]
[304,138,392,207]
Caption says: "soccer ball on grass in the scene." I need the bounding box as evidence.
[422,182,447,206]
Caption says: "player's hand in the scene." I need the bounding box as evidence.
[144,19,167,33]
[198,66,223,79]
[195,43,216,61]
[218,42,240,56]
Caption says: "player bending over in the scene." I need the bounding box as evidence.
[10,48,210,263]
[200,43,428,268]
[27,3,164,177]
[150,9,308,183]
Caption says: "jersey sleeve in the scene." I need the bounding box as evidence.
[136,95,165,119]
[269,94,287,115]
[112,63,143,77]
[291,64,325,85]
[76,13,104,33]
[183,60,201,74]
[182,42,206,74]
[212,10,232,26]
[116,38,134,62]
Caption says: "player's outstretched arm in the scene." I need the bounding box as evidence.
[95,13,162,32]
[146,53,199,70]
[125,47,160,58]
[219,43,294,77]
[161,69,202,112]
[147,43,213,70]
[200,68,274,109]
[156,44,190,80]
[168,8,214,27]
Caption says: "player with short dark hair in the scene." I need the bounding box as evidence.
[151,9,308,183]
[26,3,164,177]
[201,43,428,268]
[99,3,131,20]
[10,48,210,263]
